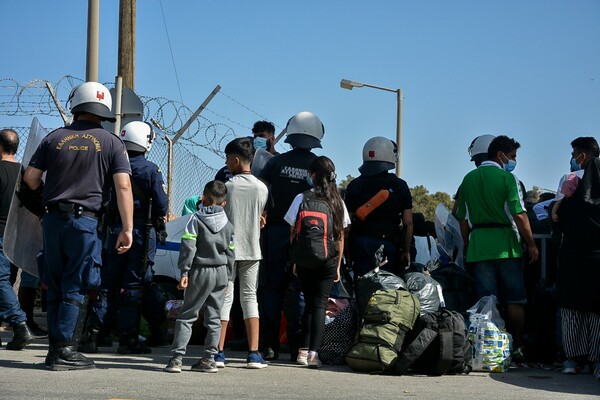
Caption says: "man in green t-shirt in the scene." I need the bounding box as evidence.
[456,135,539,361]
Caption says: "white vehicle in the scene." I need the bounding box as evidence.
[152,215,190,280]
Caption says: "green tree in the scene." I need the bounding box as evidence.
[338,174,355,191]
[410,185,453,221]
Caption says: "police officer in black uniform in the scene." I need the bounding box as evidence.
[82,120,168,354]
[23,81,133,371]
[344,136,414,277]
[259,111,324,361]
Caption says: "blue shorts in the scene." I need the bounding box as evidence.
[471,258,527,304]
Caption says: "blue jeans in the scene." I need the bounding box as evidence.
[0,236,26,326]
[91,223,155,336]
[471,257,527,304]
[42,212,101,344]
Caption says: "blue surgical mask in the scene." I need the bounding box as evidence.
[253,137,268,150]
[500,152,517,173]
[570,156,582,172]
[504,159,517,173]
[306,176,313,187]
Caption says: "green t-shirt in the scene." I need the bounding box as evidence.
[181,195,200,216]
[456,162,525,262]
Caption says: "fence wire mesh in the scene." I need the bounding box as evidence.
[0,76,252,217]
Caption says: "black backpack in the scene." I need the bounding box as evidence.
[396,309,472,375]
[430,263,477,315]
[289,191,336,268]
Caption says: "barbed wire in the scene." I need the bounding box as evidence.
[0,76,270,214]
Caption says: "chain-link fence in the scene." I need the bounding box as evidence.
[0,76,252,217]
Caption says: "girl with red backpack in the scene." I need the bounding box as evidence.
[284,156,350,368]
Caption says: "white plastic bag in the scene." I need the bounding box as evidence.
[467,295,512,372]
[467,295,505,330]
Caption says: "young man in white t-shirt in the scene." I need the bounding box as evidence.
[216,137,269,369]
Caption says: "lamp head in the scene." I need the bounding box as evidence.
[340,79,364,90]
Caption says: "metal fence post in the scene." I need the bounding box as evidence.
[165,134,174,220]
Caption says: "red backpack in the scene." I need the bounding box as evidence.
[290,191,337,268]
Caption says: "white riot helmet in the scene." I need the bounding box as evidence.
[358,136,398,176]
[468,134,495,165]
[68,81,116,122]
[283,111,324,149]
[120,121,156,152]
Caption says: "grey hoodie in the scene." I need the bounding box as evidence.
[178,205,235,280]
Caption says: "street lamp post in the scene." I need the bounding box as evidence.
[340,79,403,177]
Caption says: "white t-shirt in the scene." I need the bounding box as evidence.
[224,173,268,260]
[284,191,351,228]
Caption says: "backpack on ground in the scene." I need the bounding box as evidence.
[289,191,336,268]
[346,289,420,373]
[430,263,477,315]
[396,309,472,375]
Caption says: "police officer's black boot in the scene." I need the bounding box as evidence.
[47,296,95,370]
[49,345,95,371]
[6,322,34,350]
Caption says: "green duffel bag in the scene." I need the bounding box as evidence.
[346,289,420,373]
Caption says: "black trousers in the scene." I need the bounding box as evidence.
[296,259,337,352]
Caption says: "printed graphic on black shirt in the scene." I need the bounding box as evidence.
[279,166,309,181]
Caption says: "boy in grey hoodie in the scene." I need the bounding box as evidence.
[163,181,235,373]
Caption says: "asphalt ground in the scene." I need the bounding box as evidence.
[1,329,599,400]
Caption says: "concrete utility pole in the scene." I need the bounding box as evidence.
[118,0,136,89]
[86,0,100,82]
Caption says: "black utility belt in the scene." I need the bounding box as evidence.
[45,203,98,219]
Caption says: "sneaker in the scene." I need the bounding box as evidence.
[593,362,600,381]
[191,358,218,373]
[562,359,578,375]
[307,351,322,369]
[246,352,268,369]
[214,351,226,368]
[296,348,308,366]
[164,357,182,373]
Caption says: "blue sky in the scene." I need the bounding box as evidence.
[2,0,599,196]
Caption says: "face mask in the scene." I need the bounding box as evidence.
[500,152,517,172]
[504,159,517,173]
[253,137,268,150]
[570,155,583,172]
[306,176,313,187]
